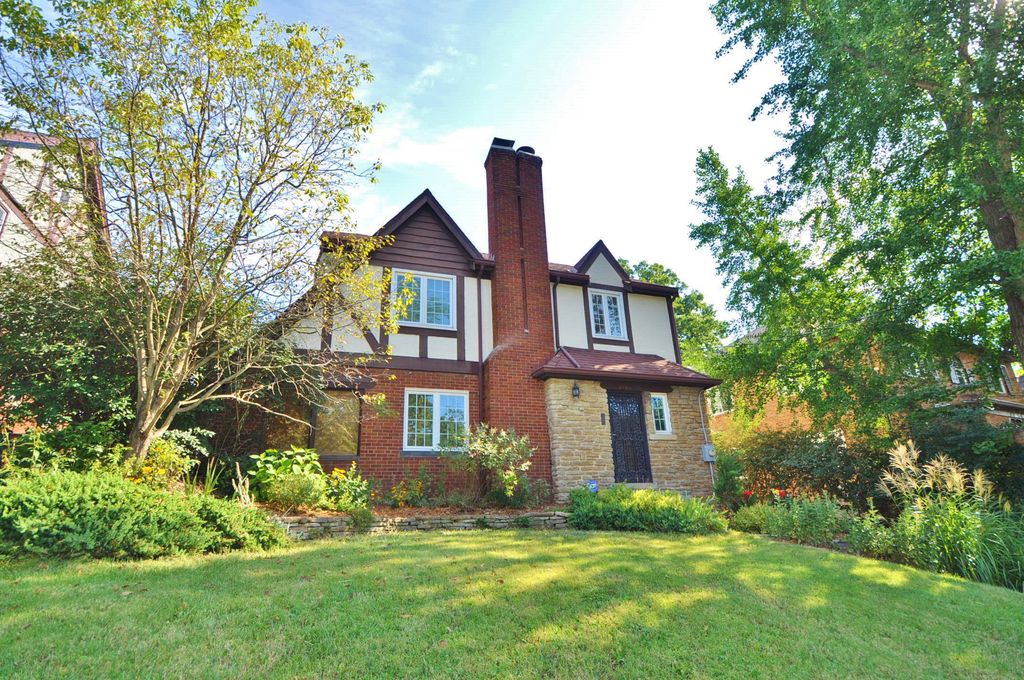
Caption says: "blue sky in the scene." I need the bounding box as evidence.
[262,0,783,317]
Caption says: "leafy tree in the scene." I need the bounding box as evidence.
[619,259,727,370]
[710,0,1024,362]
[0,0,395,459]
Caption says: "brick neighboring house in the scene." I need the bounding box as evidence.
[709,347,1024,441]
[262,138,721,501]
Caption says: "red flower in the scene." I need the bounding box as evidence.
[742,490,753,498]
[778,490,787,499]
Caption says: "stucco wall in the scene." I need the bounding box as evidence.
[545,378,716,501]
[629,294,676,360]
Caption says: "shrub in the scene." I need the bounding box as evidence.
[485,476,551,508]
[442,424,533,501]
[263,473,325,513]
[0,470,285,559]
[121,437,197,489]
[846,502,898,559]
[730,502,771,533]
[568,485,728,534]
[762,496,851,547]
[248,446,324,499]
[735,428,886,510]
[324,463,371,511]
[346,506,375,532]
[713,451,745,510]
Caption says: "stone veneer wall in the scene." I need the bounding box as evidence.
[545,378,715,501]
[275,511,570,540]
[642,386,715,497]
[545,378,615,500]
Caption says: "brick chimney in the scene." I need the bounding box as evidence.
[483,138,554,484]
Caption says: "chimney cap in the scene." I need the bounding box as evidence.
[490,137,515,149]
[516,145,536,155]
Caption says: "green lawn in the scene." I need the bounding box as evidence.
[2,531,1023,679]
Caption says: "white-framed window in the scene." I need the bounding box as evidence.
[392,269,456,329]
[999,365,1013,394]
[403,389,469,452]
[650,393,672,434]
[949,359,973,386]
[590,290,626,339]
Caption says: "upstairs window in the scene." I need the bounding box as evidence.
[650,393,672,433]
[998,365,1013,394]
[403,389,468,452]
[393,270,455,329]
[590,291,625,339]
[949,359,973,386]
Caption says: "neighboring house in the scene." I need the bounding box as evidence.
[266,138,721,501]
[710,349,1024,439]
[0,130,105,264]
[0,130,107,436]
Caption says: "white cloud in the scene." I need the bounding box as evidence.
[408,60,448,94]
[360,105,493,189]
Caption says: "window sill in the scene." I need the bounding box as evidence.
[650,433,677,441]
[400,449,466,458]
[396,322,457,334]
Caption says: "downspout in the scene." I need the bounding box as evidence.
[698,389,715,486]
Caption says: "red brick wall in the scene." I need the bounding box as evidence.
[341,368,480,490]
[483,142,554,485]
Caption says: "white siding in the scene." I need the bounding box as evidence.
[481,278,494,358]
[585,253,624,286]
[428,336,458,359]
[553,283,588,348]
[629,293,676,360]
[465,278,479,361]
[388,333,419,357]
[329,265,383,354]
[282,305,324,351]
[593,343,630,353]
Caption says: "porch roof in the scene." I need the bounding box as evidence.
[532,347,721,388]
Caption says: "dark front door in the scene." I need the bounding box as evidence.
[607,391,653,483]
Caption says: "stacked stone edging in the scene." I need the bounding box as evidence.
[273,511,571,540]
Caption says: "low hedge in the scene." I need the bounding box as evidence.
[0,470,287,559]
[568,485,727,534]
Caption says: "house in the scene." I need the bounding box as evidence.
[266,138,721,501]
[710,348,1024,441]
[0,130,105,264]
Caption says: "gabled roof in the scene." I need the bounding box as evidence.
[377,189,482,260]
[533,346,720,387]
[574,239,632,281]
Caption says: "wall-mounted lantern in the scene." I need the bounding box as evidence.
[571,381,581,399]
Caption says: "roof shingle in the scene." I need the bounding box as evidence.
[532,347,720,387]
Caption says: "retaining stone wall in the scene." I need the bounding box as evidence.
[274,511,571,540]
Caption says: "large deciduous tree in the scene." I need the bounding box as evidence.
[710,0,1024,360]
[0,0,393,459]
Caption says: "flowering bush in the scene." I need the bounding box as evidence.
[324,463,372,511]
[442,424,533,501]
[121,438,196,489]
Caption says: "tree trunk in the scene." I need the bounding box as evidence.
[977,186,1024,363]
[128,418,158,461]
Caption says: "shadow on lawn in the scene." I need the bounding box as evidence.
[2,531,1023,678]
